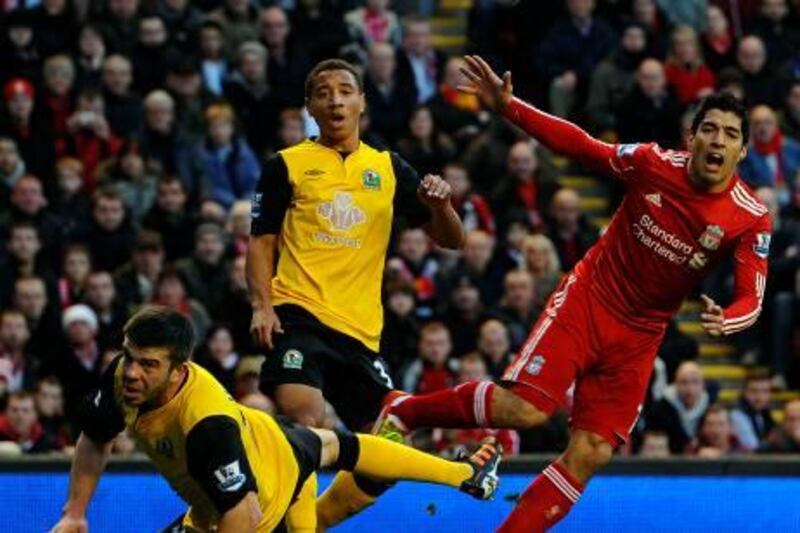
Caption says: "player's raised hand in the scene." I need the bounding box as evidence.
[251,306,284,350]
[417,174,452,209]
[50,515,88,533]
[700,294,724,338]
[457,55,513,113]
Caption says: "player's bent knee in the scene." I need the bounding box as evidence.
[493,388,549,429]
[563,431,614,476]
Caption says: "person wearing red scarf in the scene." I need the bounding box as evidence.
[0,391,55,453]
[741,105,800,204]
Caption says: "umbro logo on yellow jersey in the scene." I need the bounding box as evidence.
[305,169,325,176]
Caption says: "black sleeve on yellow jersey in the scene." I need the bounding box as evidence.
[78,355,125,443]
[391,152,432,228]
[251,154,292,235]
[186,415,258,514]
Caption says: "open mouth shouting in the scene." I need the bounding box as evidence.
[704,151,725,173]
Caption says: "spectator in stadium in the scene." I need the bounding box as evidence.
[664,25,716,107]
[440,230,505,309]
[434,352,520,457]
[222,41,278,157]
[638,430,671,457]
[273,108,306,152]
[0,391,60,453]
[616,59,683,148]
[0,174,64,266]
[194,102,260,211]
[207,0,260,55]
[753,187,799,389]
[759,399,800,453]
[198,20,228,96]
[114,230,165,309]
[58,244,91,309]
[736,35,783,108]
[71,187,137,273]
[657,0,706,32]
[586,21,648,136]
[442,276,490,356]
[702,5,736,71]
[291,0,350,63]
[0,137,26,206]
[345,0,402,49]
[131,15,172,96]
[165,55,216,141]
[139,90,206,202]
[175,223,231,317]
[730,373,775,451]
[57,304,102,416]
[156,0,204,53]
[218,254,255,355]
[686,404,747,456]
[199,324,240,394]
[537,0,616,119]
[141,175,199,261]
[55,159,87,213]
[401,321,458,394]
[226,200,252,257]
[0,10,41,87]
[31,0,78,58]
[752,0,800,68]
[233,354,266,401]
[739,105,800,201]
[396,15,446,104]
[95,0,141,57]
[475,319,513,380]
[396,106,457,176]
[443,162,495,235]
[0,78,56,181]
[0,222,57,309]
[33,376,71,450]
[97,142,156,219]
[13,276,61,366]
[100,55,141,139]
[491,140,556,233]
[0,308,38,393]
[152,266,211,340]
[546,188,599,272]
[390,227,438,318]
[519,234,561,305]
[646,361,711,454]
[381,277,420,380]
[85,270,127,351]
[781,80,800,141]
[364,42,417,144]
[494,269,539,350]
[75,23,108,90]
[60,89,124,186]
[40,55,77,142]
[260,6,312,110]
[428,56,486,143]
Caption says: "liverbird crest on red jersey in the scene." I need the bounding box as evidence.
[697,225,724,251]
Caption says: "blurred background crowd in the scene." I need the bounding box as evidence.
[0,0,799,460]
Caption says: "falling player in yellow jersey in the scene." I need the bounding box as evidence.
[49,306,502,533]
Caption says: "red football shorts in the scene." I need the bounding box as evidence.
[502,274,666,446]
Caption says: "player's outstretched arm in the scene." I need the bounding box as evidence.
[459,55,616,174]
[50,434,113,533]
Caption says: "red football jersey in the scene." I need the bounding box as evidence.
[504,99,771,334]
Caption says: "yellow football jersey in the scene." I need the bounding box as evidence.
[82,358,304,532]
[251,139,429,352]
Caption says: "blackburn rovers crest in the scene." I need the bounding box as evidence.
[362,169,381,191]
[698,225,724,251]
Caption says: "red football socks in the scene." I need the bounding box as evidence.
[497,462,585,532]
[390,380,496,430]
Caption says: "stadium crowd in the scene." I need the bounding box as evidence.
[0,0,799,459]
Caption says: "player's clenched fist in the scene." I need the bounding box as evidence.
[700,294,725,338]
[417,174,452,209]
[251,306,284,350]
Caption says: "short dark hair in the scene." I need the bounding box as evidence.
[690,92,750,145]
[36,375,62,392]
[304,59,363,99]
[123,305,195,365]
